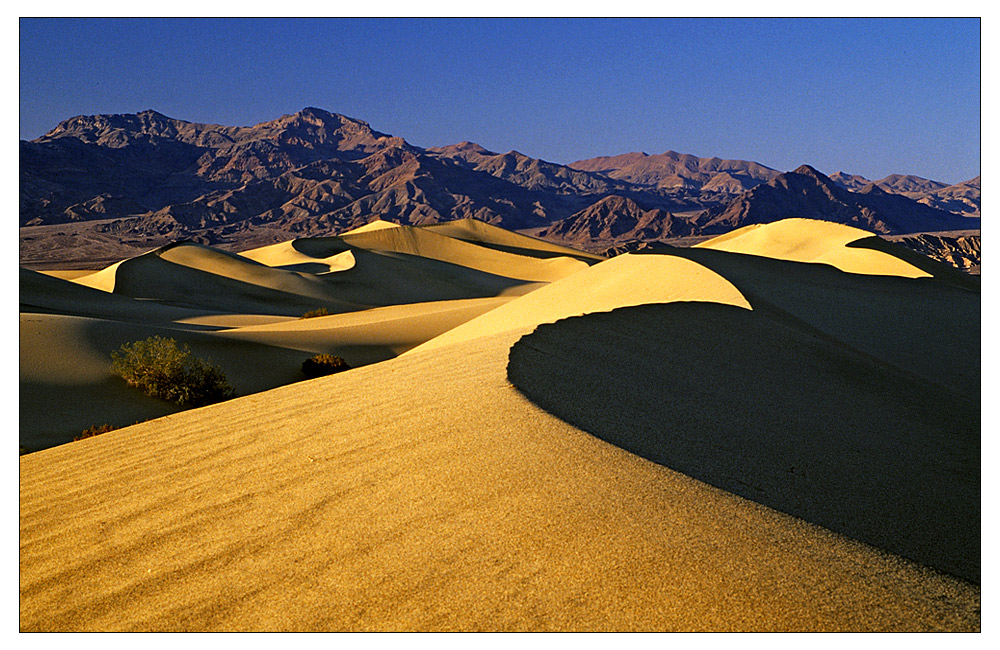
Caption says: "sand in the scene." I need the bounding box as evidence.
[19,222,588,450]
[19,218,980,631]
[696,218,932,277]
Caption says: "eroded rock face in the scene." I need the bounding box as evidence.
[888,233,982,273]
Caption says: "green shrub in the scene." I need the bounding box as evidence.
[75,424,116,441]
[111,336,236,407]
[300,307,331,319]
[301,354,352,378]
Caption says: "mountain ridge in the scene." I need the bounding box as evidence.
[20,107,980,268]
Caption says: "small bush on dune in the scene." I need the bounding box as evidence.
[75,424,117,441]
[111,336,236,407]
[300,307,331,319]
[301,354,352,378]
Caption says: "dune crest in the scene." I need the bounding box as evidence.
[240,242,357,274]
[339,219,403,235]
[412,253,751,352]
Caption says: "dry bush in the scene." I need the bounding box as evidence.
[75,424,117,441]
[301,354,352,378]
[111,336,236,407]
[300,307,331,319]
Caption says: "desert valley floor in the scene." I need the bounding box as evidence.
[19,217,980,631]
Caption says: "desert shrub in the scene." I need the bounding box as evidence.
[301,354,352,378]
[111,336,236,407]
[75,424,117,441]
[300,307,331,319]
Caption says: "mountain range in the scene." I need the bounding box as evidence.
[19,107,980,267]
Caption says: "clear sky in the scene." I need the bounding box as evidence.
[18,17,981,184]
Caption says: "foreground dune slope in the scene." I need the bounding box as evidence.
[20,243,979,631]
[19,329,979,631]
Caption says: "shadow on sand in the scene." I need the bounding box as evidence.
[508,257,979,584]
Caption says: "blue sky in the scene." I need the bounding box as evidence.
[19,17,981,184]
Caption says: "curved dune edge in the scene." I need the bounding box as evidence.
[410,253,751,353]
[239,244,357,274]
[507,302,980,584]
[20,330,979,631]
[70,259,126,292]
[338,223,590,283]
[696,218,932,278]
[423,218,606,262]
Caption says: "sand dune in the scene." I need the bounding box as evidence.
[67,223,583,316]
[20,333,978,631]
[19,218,979,631]
[509,301,979,583]
[20,222,586,451]
[423,218,606,261]
[337,222,592,282]
[412,253,751,352]
[20,267,202,324]
[696,218,932,277]
[238,242,357,274]
[338,218,403,235]
[78,242,373,315]
[212,296,512,358]
[20,296,509,451]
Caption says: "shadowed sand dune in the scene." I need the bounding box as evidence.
[19,218,979,630]
[508,301,979,583]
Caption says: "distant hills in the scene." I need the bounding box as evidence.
[19,107,980,267]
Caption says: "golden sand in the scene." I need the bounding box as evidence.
[20,218,979,631]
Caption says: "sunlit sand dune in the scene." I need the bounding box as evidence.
[20,267,199,324]
[424,218,606,261]
[21,297,507,451]
[67,260,127,292]
[215,297,511,357]
[339,218,403,235]
[338,222,591,282]
[239,242,357,274]
[19,218,979,631]
[78,242,372,315]
[696,218,931,277]
[413,253,751,352]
